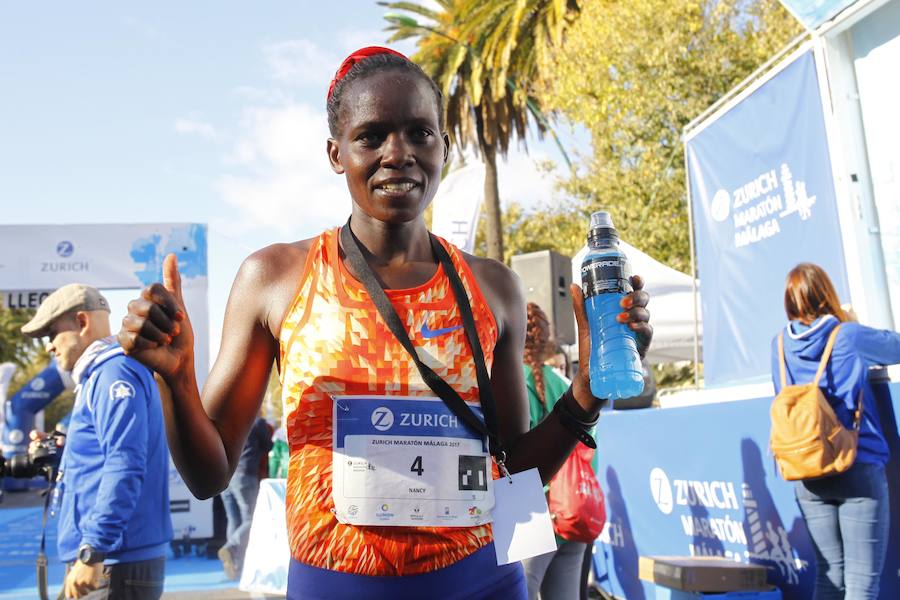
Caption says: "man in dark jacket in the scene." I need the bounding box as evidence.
[218,415,273,579]
[22,284,173,599]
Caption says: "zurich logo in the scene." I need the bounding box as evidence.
[710,189,730,223]
[56,241,74,258]
[372,406,394,431]
[31,377,46,391]
[371,406,394,431]
[649,467,674,515]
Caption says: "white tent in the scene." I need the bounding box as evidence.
[572,242,702,364]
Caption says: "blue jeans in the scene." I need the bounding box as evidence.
[221,471,260,568]
[522,541,588,600]
[795,461,889,600]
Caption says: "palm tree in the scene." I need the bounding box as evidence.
[382,0,579,262]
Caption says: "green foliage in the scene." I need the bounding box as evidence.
[44,391,75,432]
[0,305,42,368]
[384,0,577,154]
[475,198,588,263]
[0,304,74,431]
[539,0,802,272]
[653,361,701,389]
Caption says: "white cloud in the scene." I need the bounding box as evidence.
[263,39,337,87]
[218,102,349,235]
[260,31,414,92]
[174,118,218,140]
[497,149,566,209]
[337,28,394,53]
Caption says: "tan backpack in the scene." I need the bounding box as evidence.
[770,324,862,481]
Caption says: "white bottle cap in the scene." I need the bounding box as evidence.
[589,211,615,230]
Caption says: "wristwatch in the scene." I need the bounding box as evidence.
[77,544,106,565]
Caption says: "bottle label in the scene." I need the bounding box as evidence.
[581,256,632,298]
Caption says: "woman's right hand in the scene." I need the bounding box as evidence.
[118,253,195,380]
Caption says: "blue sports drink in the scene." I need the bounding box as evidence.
[580,211,644,405]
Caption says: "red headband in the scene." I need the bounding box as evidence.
[327,46,408,100]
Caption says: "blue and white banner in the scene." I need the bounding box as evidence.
[778,0,859,30]
[686,50,849,387]
[0,223,207,290]
[1,362,67,455]
[0,223,210,387]
[0,223,213,536]
[592,382,900,599]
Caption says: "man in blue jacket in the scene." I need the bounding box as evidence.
[23,284,173,599]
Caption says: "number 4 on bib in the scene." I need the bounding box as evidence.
[410,455,424,476]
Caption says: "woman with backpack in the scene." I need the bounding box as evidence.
[771,263,900,599]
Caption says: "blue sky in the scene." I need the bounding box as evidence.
[1,2,574,356]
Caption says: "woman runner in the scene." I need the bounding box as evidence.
[118,47,652,599]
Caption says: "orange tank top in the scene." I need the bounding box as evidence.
[278,227,499,576]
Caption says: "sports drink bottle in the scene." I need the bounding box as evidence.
[580,211,644,405]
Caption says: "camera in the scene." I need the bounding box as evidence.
[0,432,63,481]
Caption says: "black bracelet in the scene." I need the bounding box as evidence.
[553,386,599,448]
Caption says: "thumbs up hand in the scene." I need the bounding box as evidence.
[118,253,195,379]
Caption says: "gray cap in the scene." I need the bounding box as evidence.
[21,284,110,338]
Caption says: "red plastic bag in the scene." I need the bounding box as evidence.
[548,444,606,543]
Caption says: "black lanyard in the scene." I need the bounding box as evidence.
[339,220,505,464]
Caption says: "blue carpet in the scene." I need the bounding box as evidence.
[0,503,233,599]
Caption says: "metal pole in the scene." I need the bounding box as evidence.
[684,144,701,388]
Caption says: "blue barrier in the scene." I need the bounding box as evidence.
[592,380,900,599]
[2,362,67,491]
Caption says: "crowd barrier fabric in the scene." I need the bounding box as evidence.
[240,478,289,595]
[686,50,850,387]
[591,380,900,599]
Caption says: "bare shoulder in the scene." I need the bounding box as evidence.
[241,238,316,279]
[232,236,319,337]
[460,251,519,294]
[457,250,525,337]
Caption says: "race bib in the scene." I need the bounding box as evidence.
[331,395,494,527]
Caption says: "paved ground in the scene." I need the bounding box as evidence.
[163,590,284,599]
[0,484,47,508]
[1,487,265,600]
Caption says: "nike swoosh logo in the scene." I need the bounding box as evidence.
[421,322,463,339]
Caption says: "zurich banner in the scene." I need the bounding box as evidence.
[0,223,213,540]
[686,50,849,387]
[592,381,900,599]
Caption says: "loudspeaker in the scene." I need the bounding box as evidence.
[510,250,576,346]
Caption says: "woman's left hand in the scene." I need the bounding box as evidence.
[570,275,652,412]
[618,275,652,358]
